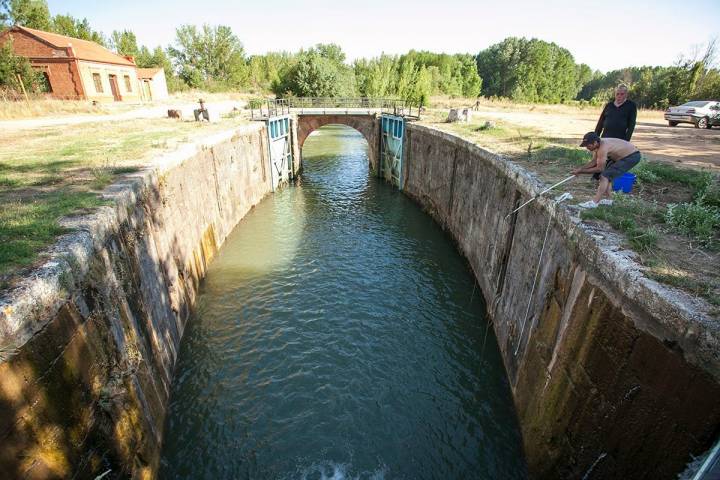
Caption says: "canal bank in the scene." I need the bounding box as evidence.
[0,123,277,478]
[0,114,718,479]
[401,123,720,479]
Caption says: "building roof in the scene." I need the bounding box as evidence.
[13,25,136,67]
[137,67,164,79]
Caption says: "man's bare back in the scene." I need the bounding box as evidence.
[597,137,638,162]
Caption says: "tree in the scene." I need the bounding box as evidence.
[111,29,139,57]
[275,44,356,97]
[313,43,345,65]
[168,24,247,88]
[354,54,396,97]
[52,14,107,46]
[0,39,40,91]
[476,37,581,102]
[6,0,50,30]
[281,50,340,97]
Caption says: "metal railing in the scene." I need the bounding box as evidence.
[250,97,421,120]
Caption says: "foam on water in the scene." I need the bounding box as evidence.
[295,460,387,480]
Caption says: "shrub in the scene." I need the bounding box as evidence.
[665,202,720,244]
[695,176,720,209]
[247,98,264,109]
[633,162,659,183]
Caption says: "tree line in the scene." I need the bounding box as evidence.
[1,0,718,108]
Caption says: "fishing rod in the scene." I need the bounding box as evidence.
[504,174,576,219]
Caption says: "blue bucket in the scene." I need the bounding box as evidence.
[612,173,636,193]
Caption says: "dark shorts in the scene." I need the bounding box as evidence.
[592,151,641,181]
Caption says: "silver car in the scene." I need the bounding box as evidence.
[664,100,720,128]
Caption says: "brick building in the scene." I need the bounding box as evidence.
[0,25,158,102]
[138,67,169,101]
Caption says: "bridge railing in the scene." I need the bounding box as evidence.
[250,97,421,120]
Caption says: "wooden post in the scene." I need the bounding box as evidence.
[16,74,30,104]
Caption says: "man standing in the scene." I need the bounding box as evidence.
[573,132,641,208]
[594,84,637,141]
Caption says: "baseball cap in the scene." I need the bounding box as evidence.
[580,132,601,147]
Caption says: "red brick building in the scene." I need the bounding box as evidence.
[0,25,143,102]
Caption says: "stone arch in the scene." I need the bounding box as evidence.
[296,114,379,171]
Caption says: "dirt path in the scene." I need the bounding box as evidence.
[0,99,244,132]
[474,107,720,170]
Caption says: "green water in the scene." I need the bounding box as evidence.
[159,126,527,479]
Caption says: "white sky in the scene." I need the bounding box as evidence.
[48,0,720,72]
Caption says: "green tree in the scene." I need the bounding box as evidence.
[354,54,396,97]
[313,43,346,65]
[111,29,139,57]
[52,14,106,46]
[281,50,340,96]
[247,51,296,92]
[477,37,581,102]
[0,39,40,91]
[275,44,355,97]
[6,0,50,30]
[168,24,247,89]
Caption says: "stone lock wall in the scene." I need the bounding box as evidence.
[0,124,273,479]
[402,124,720,479]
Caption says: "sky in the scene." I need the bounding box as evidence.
[47,0,720,73]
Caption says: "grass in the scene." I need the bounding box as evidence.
[0,96,119,120]
[581,196,663,252]
[0,115,249,279]
[0,192,106,271]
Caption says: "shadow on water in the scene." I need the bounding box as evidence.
[159,125,528,479]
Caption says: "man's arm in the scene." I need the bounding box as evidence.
[573,148,607,174]
[625,102,637,141]
[595,104,608,135]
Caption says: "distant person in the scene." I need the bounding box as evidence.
[594,84,637,141]
[572,132,641,209]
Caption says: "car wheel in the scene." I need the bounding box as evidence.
[668,121,678,127]
[696,117,708,129]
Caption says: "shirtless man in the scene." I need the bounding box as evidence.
[572,132,641,208]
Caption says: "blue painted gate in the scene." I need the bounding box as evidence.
[267,115,293,191]
[379,114,405,189]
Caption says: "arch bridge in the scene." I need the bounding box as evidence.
[252,98,420,190]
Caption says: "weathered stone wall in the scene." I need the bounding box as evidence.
[403,124,720,479]
[0,124,272,479]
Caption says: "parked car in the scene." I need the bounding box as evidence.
[664,100,720,128]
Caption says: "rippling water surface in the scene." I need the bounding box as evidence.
[159,126,527,479]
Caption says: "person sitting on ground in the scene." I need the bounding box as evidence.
[594,84,637,141]
[572,132,642,209]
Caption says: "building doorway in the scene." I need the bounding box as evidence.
[108,75,121,101]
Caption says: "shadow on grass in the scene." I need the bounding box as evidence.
[0,190,105,273]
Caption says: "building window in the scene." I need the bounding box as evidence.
[93,73,103,93]
[124,75,132,92]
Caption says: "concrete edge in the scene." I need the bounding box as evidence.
[409,123,720,381]
[0,122,265,361]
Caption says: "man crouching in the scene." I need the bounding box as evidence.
[573,132,641,208]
